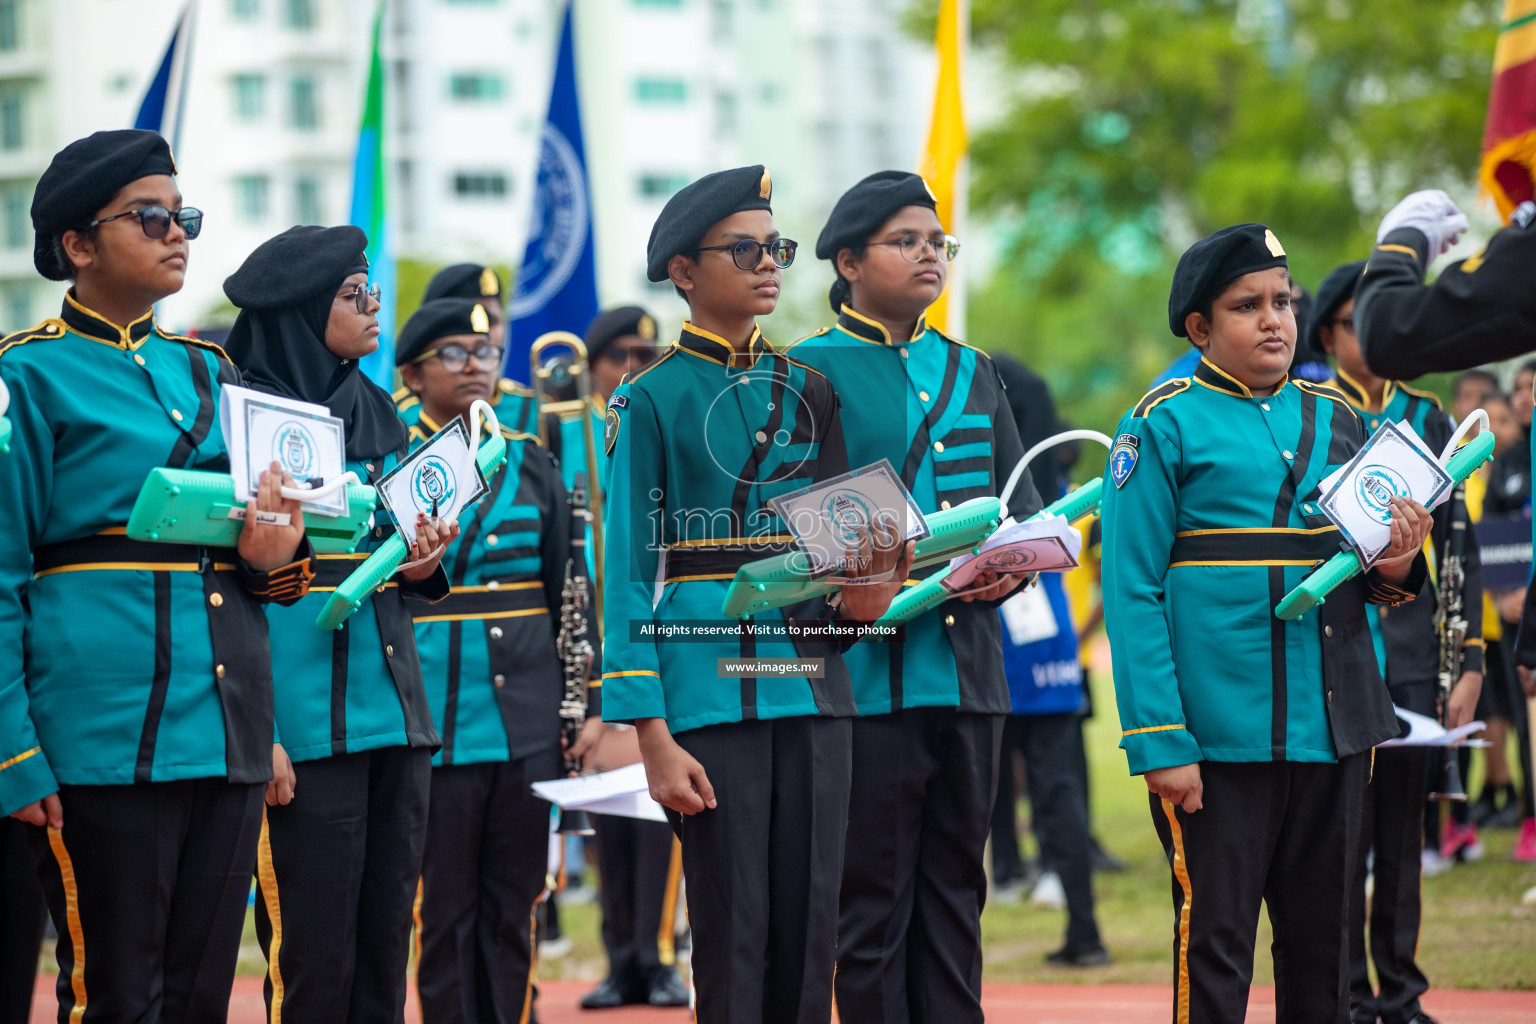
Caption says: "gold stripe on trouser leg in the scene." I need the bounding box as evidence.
[256,807,286,1024]
[47,826,87,1024]
[412,877,425,1022]
[1160,798,1193,1024]
[520,888,548,1024]
[657,837,683,965]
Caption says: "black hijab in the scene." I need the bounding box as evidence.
[223,226,408,461]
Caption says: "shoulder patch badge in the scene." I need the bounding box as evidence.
[1110,433,1140,488]
[608,393,628,410]
[604,406,620,456]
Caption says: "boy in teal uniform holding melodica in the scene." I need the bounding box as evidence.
[1101,224,1433,1023]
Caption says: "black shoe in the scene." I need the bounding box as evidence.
[1089,836,1127,873]
[1045,944,1113,967]
[1486,800,1524,829]
[581,976,640,1010]
[647,967,691,1007]
[1468,793,1500,826]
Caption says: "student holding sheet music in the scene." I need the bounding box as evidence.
[783,171,1041,1023]
[1312,258,1484,1024]
[1102,224,1433,1023]
[0,130,314,1022]
[394,297,606,1023]
[224,225,457,1024]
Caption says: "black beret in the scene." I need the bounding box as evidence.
[1304,260,1366,356]
[584,305,657,360]
[31,130,178,281]
[816,171,937,260]
[395,298,494,366]
[645,165,773,282]
[423,263,502,303]
[224,225,369,310]
[1168,223,1289,337]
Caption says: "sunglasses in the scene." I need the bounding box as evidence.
[868,233,961,264]
[599,345,658,367]
[696,237,798,271]
[1332,316,1354,333]
[339,282,382,314]
[414,342,504,374]
[88,205,204,240]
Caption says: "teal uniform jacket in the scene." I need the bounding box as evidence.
[397,401,599,767]
[265,451,447,763]
[397,376,539,438]
[1101,358,1424,776]
[1327,372,1484,687]
[0,297,302,813]
[784,306,1042,715]
[600,323,857,734]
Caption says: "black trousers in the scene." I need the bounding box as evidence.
[28,778,264,1024]
[416,751,559,1024]
[1013,713,1101,950]
[1349,747,1433,1024]
[836,707,1003,1024]
[1150,754,1369,1024]
[0,817,46,1024]
[594,811,680,991]
[255,746,431,1024]
[665,715,852,1024]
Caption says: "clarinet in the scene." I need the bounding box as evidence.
[1430,481,1469,801]
[554,472,597,835]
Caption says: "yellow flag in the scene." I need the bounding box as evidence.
[920,0,968,335]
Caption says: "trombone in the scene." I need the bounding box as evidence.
[529,331,605,623]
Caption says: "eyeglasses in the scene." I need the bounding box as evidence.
[599,345,658,368]
[1333,317,1355,333]
[414,342,504,374]
[88,205,203,240]
[339,282,382,314]
[868,233,961,264]
[696,237,798,271]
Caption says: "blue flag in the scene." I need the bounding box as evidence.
[134,2,195,148]
[508,1,599,375]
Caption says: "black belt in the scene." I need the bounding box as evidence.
[665,542,797,582]
[1169,528,1344,566]
[312,554,383,590]
[410,584,549,621]
[32,533,238,578]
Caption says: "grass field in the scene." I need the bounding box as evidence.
[45,640,1531,992]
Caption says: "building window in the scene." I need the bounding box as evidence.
[294,175,322,224]
[3,287,29,334]
[634,0,683,6]
[235,175,269,222]
[230,0,260,20]
[453,172,508,199]
[448,73,504,102]
[635,78,687,104]
[710,0,732,41]
[0,0,19,52]
[713,90,737,136]
[232,74,265,121]
[638,173,689,199]
[0,89,24,152]
[284,0,315,29]
[289,76,318,130]
[2,185,25,249]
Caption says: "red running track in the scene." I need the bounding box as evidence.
[29,976,1536,1023]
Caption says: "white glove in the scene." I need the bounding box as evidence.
[1376,189,1470,257]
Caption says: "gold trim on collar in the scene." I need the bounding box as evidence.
[836,304,928,346]
[677,322,768,367]
[1329,370,1395,414]
[62,291,155,350]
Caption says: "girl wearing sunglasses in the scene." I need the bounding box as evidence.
[0,130,312,1021]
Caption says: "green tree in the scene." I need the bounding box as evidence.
[961,0,1499,453]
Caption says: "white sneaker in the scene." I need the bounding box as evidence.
[1031,871,1067,910]
[1421,849,1453,877]
[1462,839,1486,863]
[1522,884,1536,906]
[992,878,1026,904]
[539,936,573,959]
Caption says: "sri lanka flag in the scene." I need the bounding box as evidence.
[1481,0,1536,219]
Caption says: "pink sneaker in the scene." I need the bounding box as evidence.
[1441,820,1482,861]
[1515,818,1536,863]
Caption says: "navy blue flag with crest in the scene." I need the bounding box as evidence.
[509,1,599,376]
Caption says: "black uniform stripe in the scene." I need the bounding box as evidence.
[899,344,961,492]
[1267,390,1319,760]
[134,571,174,783]
[730,361,790,529]
[1134,379,1190,417]
[167,346,215,468]
[330,625,350,757]
[1324,397,1355,469]
[437,468,508,764]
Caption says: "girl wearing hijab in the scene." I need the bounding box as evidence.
[0,129,311,1023]
[224,224,458,1024]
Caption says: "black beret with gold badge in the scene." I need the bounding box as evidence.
[395,297,494,367]
[32,129,178,281]
[584,305,657,361]
[423,263,503,303]
[645,165,773,282]
[815,171,937,260]
[1168,223,1289,337]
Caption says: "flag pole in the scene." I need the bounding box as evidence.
[920,0,969,339]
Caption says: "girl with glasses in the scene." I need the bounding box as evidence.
[0,129,312,1023]
[224,225,458,1024]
